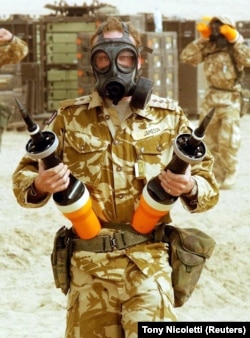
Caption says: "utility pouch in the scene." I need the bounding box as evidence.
[158,224,216,308]
[240,88,250,117]
[51,226,73,295]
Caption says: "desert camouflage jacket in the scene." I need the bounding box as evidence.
[180,39,250,91]
[12,91,219,224]
[0,36,28,67]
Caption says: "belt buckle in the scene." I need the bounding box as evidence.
[112,232,127,250]
[110,232,126,250]
[110,236,117,250]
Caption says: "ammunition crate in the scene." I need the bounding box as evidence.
[0,64,21,74]
[21,62,43,116]
[76,32,92,67]
[163,20,198,117]
[40,17,96,112]
[140,32,178,100]
[44,68,79,111]
[142,31,177,51]
[236,21,250,36]
[48,89,78,100]
[76,32,96,95]
[47,69,78,82]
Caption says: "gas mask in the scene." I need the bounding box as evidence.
[91,24,153,109]
[209,20,228,49]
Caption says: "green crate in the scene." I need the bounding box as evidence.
[46,32,78,43]
[48,80,78,90]
[47,69,77,82]
[46,42,77,54]
[46,21,96,33]
[48,89,78,100]
[46,53,78,64]
[47,99,61,111]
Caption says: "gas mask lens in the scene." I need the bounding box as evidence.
[92,51,111,73]
[117,49,136,73]
[92,48,136,74]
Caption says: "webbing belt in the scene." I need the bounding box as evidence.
[73,231,151,253]
[72,222,152,253]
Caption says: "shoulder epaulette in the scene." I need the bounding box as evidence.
[148,94,179,111]
[59,95,91,109]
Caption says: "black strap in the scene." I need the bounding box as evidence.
[227,44,244,85]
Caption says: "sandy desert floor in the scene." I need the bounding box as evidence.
[1,114,250,337]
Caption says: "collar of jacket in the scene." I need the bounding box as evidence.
[88,90,155,121]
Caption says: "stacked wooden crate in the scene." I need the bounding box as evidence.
[140,31,178,100]
[39,16,96,112]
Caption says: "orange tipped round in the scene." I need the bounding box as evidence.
[132,194,169,234]
[55,188,101,239]
[63,198,101,239]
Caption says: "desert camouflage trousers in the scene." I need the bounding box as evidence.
[65,242,177,338]
[200,90,241,182]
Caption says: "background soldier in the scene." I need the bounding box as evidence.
[0,27,28,151]
[180,16,250,189]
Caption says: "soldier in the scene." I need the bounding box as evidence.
[180,16,250,189]
[0,28,28,151]
[12,17,219,338]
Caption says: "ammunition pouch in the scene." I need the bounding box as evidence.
[51,226,73,295]
[154,223,216,307]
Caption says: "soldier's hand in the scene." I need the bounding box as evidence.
[34,161,70,195]
[0,28,13,42]
[158,165,195,197]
